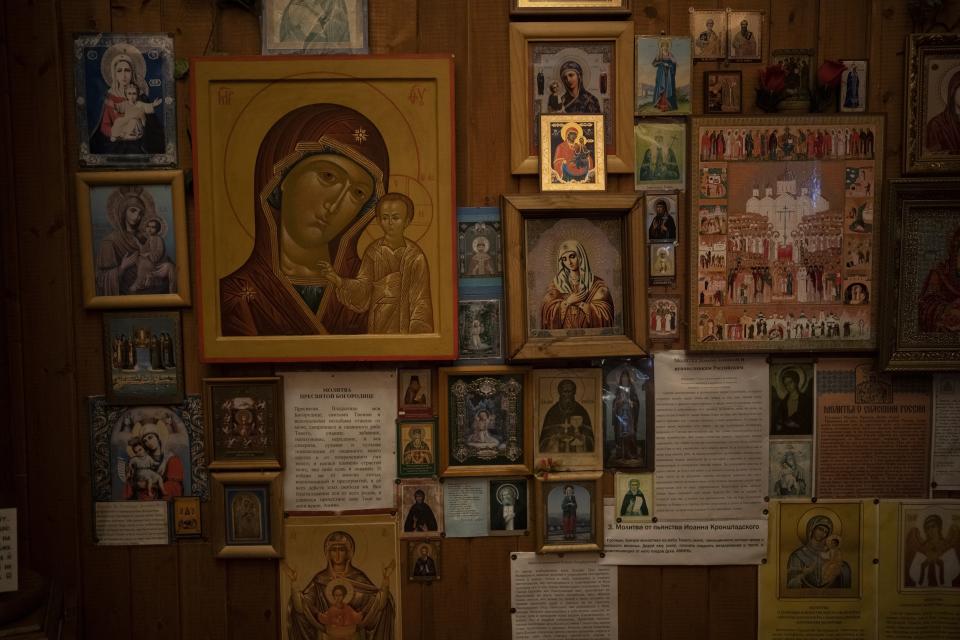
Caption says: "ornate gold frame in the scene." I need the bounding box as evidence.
[211,471,284,559]
[509,21,634,175]
[534,471,603,553]
[502,193,647,360]
[76,170,190,309]
[203,377,285,470]
[904,33,960,175]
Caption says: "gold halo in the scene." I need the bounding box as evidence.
[100,42,147,90]
[106,186,158,232]
[796,506,842,544]
[560,122,584,142]
[323,577,355,605]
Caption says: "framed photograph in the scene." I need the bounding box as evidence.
[192,56,456,362]
[281,515,401,638]
[211,471,283,558]
[705,70,742,114]
[76,170,190,309]
[397,419,437,478]
[398,369,432,416]
[777,502,861,597]
[540,114,606,191]
[459,300,503,360]
[614,472,653,522]
[770,362,815,435]
[408,540,440,582]
[899,502,960,590]
[839,60,867,113]
[535,471,603,553]
[502,194,647,360]
[726,10,763,62]
[439,365,530,477]
[689,115,884,352]
[880,179,960,370]
[634,36,692,116]
[102,311,183,405]
[399,480,443,539]
[172,496,202,538]
[602,360,652,469]
[645,193,678,243]
[649,243,676,284]
[509,21,634,175]
[690,9,726,61]
[634,120,686,190]
[904,34,960,174]
[532,369,603,471]
[74,33,177,167]
[771,49,814,112]
[261,0,368,55]
[510,0,630,15]
[489,478,529,535]
[769,440,812,498]
[648,296,680,342]
[459,218,503,278]
[203,377,284,470]
[89,396,207,502]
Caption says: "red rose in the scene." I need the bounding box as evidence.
[817,60,846,88]
[759,65,787,93]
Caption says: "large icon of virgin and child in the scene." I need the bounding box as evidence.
[195,58,455,361]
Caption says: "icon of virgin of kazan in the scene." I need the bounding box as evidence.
[219,103,431,336]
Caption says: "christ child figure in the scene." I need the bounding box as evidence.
[110,84,162,142]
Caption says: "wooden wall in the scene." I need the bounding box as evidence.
[0,1,951,638]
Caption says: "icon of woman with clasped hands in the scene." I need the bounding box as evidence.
[219,104,393,336]
[540,239,614,330]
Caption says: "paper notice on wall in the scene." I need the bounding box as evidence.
[758,499,878,640]
[443,478,489,537]
[600,499,767,565]
[282,371,397,512]
[878,500,960,640]
[932,374,960,491]
[95,501,169,545]
[653,352,768,520]
[816,359,930,498]
[511,552,617,640]
[0,508,16,592]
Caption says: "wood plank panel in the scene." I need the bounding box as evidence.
[660,567,709,638]
[110,0,162,31]
[873,0,911,181]
[708,566,757,639]
[818,0,870,62]
[226,560,279,638]
[369,0,418,53]
[465,0,514,205]
[5,0,81,589]
[179,542,228,640]
[418,0,467,206]
[770,0,818,51]
[80,546,132,638]
[130,546,182,640]
[619,566,661,640]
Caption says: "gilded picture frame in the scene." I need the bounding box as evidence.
[688,115,883,353]
[397,418,438,478]
[211,471,284,559]
[534,471,603,553]
[509,21,634,175]
[904,33,960,175]
[439,365,531,477]
[539,114,606,191]
[531,368,604,472]
[76,170,190,309]
[510,0,631,16]
[202,377,285,470]
[880,179,960,371]
[192,56,456,362]
[502,194,647,360]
